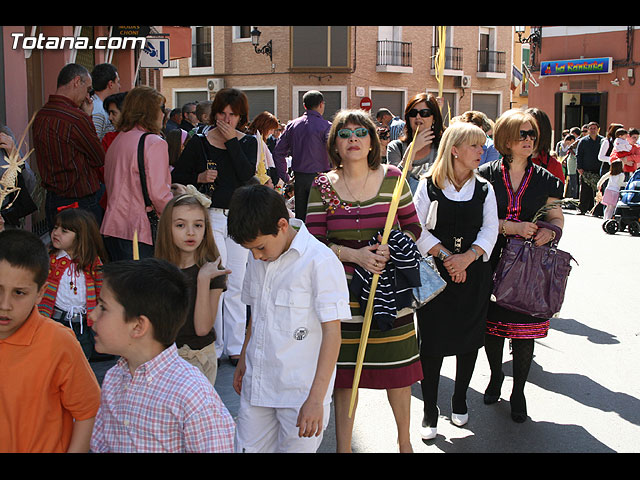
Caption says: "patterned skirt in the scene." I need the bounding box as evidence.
[335,311,423,390]
[486,301,550,339]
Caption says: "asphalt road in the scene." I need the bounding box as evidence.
[91,209,640,453]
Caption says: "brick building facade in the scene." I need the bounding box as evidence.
[160,26,514,125]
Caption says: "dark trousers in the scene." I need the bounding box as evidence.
[294,171,321,222]
[53,315,94,360]
[565,174,579,199]
[578,175,595,213]
[45,184,105,232]
[104,235,154,262]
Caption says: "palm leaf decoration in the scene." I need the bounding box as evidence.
[532,198,578,223]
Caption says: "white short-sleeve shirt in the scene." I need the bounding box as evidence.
[240,219,351,408]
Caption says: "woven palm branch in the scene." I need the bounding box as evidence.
[532,198,578,223]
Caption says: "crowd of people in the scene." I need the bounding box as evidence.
[2,61,635,454]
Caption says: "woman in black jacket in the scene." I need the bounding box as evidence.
[171,88,257,366]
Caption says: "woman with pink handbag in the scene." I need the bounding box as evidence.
[477,109,564,423]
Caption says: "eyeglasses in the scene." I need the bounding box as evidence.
[337,127,369,139]
[408,108,433,118]
[519,129,537,141]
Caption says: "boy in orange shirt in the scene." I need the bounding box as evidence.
[0,229,101,453]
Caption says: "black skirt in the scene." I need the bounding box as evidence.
[416,177,493,357]
[417,256,492,357]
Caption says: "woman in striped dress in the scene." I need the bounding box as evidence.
[306,109,422,453]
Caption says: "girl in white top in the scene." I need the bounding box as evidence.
[41,207,107,359]
[600,160,625,220]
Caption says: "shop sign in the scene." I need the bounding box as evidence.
[540,57,613,77]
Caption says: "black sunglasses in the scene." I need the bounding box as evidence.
[519,129,537,141]
[408,108,433,118]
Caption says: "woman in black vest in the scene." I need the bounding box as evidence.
[413,121,499,439]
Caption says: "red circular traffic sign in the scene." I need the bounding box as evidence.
[360,97,372,111]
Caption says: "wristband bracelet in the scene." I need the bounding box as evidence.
[469,246,480,261]
[500,220,508,236]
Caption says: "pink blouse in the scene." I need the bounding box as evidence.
[101,126,173,245]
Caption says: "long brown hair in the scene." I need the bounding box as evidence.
[154,194,223,268]
[401,92,444,147]
[51,208,108,276]
[117,86,166,134]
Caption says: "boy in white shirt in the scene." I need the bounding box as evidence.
[227,184,351,453]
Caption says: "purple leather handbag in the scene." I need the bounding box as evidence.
[492,221,577,319]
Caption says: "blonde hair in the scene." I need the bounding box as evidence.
[493,108,539,158]
[154,195,222,268]
[427,122,487,190]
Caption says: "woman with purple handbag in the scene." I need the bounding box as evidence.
[477,109,564,423]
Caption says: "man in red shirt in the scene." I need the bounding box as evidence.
[33,63,105,231]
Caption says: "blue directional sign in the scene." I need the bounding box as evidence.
[141,37,170,68]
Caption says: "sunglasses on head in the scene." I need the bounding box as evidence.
[408,108,433,118]
[519,129,537,141]
[337,127,369,139]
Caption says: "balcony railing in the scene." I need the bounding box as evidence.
[377,40,412,67]
[477,50,506,73]
[431,46,463,71]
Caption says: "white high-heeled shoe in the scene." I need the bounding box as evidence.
[451,398,469,427]
[420,407,439,440]
[451,411,468,427]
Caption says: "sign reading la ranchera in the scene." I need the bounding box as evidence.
[540,57,613,77]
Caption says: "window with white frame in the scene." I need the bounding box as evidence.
[191,26,213,74]
[233,26,253,42]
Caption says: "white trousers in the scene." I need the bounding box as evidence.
[208,208,249,358]
[235,394,329,453]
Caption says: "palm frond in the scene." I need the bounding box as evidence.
[532,198,578,223]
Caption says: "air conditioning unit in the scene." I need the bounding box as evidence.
[207,78,225,92]
[455,75,472,88]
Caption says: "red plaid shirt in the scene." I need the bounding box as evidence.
[90,344,235,453]
[33,95,105,198]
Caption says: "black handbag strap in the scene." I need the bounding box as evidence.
[137,132,153,208]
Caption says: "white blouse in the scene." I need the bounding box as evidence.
[413,174,499,261]
[55,251,87,315]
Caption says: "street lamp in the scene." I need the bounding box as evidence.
[250,27,272,62]
[515,26,541,48]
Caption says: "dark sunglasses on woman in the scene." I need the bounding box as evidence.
[408,108,433,118]
[519,129,537,141]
